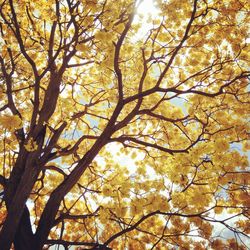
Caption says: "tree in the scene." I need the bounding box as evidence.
[0,0,249,249]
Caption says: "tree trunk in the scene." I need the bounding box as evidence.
[13,206,35,250]
[0,163,39,249]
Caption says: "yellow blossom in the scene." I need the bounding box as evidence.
[24,138,38,152]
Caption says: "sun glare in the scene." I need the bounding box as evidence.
[136,0,159,18]
[134,0,160,39]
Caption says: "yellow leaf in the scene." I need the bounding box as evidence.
[24,138,38,152]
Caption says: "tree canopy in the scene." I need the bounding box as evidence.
[0,0,249,249]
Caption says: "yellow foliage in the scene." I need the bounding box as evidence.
[0,115,22,131]
[24,138,38,152]
[0,0,249,249]
[114,23,125,33]
[76,43,89,52]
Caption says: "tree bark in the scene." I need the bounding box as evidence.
[13,206,35,250]
[0,158,39,249]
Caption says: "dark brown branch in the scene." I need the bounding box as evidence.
[46,239,111,249]
[138,109,189,123]
[44,165,67,178]
[0,175,6,187]
[109,133,204,155]
[103,209,211,247]
[53,207,100,226]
